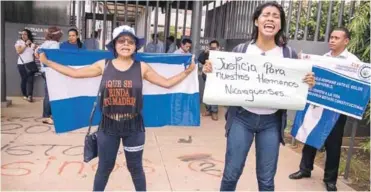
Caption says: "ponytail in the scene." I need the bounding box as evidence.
[77,38,83,48]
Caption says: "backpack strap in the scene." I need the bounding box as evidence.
[241,41,250,53]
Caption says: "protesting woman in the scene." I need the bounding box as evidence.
[15,29,37,102]
[35,26,63,125]
[60,28,86,50]
[202,2,315,191]
[38,25,195,191]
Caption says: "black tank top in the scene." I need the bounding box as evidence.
[98,59,144,135]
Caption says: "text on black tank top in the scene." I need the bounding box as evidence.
[99,59,144,134]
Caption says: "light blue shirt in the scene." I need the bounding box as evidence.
[38,40,60,72]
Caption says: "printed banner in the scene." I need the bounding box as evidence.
[202,51,313,110]
[303,53,370,119]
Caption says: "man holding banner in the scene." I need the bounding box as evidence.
[289,27,367,192]
[38,25,196,191]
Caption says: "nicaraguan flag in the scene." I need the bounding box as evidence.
[291,104,340,149]
[42,49,200,133]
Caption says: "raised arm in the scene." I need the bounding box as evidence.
[142,61,195,88]
[39,52,104,78]
[15,45,26,54]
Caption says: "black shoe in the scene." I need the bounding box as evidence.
[289,170,311,179]
[324,182,337,191]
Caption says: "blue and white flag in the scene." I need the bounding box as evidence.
[42,49,200,133]
[291,54,370,149]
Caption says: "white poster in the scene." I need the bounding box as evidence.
[203,51,313,110]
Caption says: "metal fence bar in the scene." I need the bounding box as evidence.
[285,0,293,37]
[191,0,201,54]
[183,0,188,36]
[303,0,312,41]
[113,0,117,28]
[242,0,248,39]
[230,1,236,38]
[144,0,148,49]
[225,1,231,39]
[164,0,169,51]
[349,0,356,18]
[103,0,107,50]
[324,0,333,42]
[154,0,159,52]
[135,0,138,32]
[175,0,179,38]
[92,1,96,35]
[294,0,302,40]
[205,2,208,37]
[314,1,322,41]
[124,0,128,24]
[338,0,345,27]
[211,1,216,38]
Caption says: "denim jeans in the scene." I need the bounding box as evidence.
[220,109,280,191]
[93,130,146,191]
[41,73,51,118]
[205,104,218,113]
[17,64,34,97]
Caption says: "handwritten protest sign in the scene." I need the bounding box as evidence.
[302,54,370,119]
[203,51,313,110]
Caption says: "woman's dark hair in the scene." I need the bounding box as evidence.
[45,26,63,42]
[68,28,83,48]
[251,2,287,47]
[21,29,34,43]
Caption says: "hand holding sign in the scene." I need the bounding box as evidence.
[203,51,314,110]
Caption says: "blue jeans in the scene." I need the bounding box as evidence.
[205,104,218,113]
[41,73,51,118]
[93,130,146,191]
[220,109,280,191]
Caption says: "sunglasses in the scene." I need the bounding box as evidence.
[116,38,136,45]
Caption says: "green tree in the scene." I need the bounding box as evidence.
[347,1,370,123]
[287,0,351,41]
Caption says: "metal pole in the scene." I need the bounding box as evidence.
[191,0,201,55]
[124,0,128,24]
[175,0,179,39]
[338,0,345,27]
[164,1,170,51]
[103,0,107,50]
[285,1,293,37]
[211,1,216,38]
[314,1,322,42]
[81,0,86,39]
[324,1,333,42]
[294,0,302,40]
[144,0,149,48]
[344,119,358,180]
[92,0,96,34]
[349,1,356,18]
[204,2,208,37]
[135,0,138,32]
[1,1,7,104]
[183,0,188,36]
[113,0,117,28]
[154,0,159,52]
[303,0,312,41]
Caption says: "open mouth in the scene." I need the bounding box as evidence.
[264,23,275,31]
[121,48,131,52]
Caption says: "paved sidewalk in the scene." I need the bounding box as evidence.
[1,97,354,191]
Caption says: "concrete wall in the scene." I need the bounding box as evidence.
[5,22,70,97]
